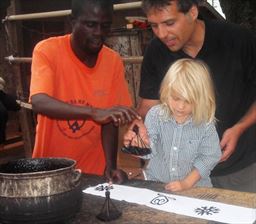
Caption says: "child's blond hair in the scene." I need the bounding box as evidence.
[160,58,216,124]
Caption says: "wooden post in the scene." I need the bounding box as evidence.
[6,0,34,157]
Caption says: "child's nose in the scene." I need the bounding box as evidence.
[177,101,185,109]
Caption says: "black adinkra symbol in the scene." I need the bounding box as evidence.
[195,206,220,216]
[95,185,114,192]
[68,120,85,133]
[150,193,176,206]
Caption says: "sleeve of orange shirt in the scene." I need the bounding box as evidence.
[30,41,56,99]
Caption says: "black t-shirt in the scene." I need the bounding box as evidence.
[139,19,256,176]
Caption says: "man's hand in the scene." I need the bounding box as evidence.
[220,125,243,162]
[220,102,256,162]
[104,167,128,184]
[91,106,141,126]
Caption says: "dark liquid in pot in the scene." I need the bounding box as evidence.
[0,158,74,173]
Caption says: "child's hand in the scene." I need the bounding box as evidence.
[123,128,137,147]
[165,169,201,192]
[123,120,149,147]
[165,180,191,192]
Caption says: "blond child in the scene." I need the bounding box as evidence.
[125,58,221,192]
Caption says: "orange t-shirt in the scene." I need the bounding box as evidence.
[30,34,132,175]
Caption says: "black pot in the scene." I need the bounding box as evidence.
[0,158,82,224]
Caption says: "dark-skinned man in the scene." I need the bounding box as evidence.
[30,0,141,184]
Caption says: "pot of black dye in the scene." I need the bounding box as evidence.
[0,157,82,224]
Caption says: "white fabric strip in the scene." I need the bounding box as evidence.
[83,183,256,224]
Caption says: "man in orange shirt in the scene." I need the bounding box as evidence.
[30,0,140,183]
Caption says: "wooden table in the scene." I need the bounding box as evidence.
[71,174,256,224]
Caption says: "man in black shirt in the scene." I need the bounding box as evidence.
[125,0,256,192]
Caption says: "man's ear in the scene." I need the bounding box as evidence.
[189,5,199,21]
[69,15,77,27]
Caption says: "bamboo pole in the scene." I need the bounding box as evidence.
[3,10,71,21]
[123,56,143,64]
[5,56,143,64]
[114,1,141,11]
[3,1,142,22]
[16,100,32,110]
[5,56,32,63]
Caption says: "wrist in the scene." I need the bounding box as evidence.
[105,163,116,170]
[181,179,192,190]
[232,122,246,136]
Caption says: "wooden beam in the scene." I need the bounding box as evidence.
[3,1,142,21]
[5,56,143,64]
[16,100,32,110]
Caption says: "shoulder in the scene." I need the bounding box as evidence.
[201,121,218,134]
[99,45,123,68]
[99,46,124,72]
[147,104,162,114]
[145,104,164,120]
[102,45,121,60]
[206,19,237,32]
[144,105,164,130]
[206,19,254,42]
[34,35,69,55]
[190,120,216,131]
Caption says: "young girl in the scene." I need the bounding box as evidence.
[125,58,221,192]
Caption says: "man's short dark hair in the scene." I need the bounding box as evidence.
[142,0,199,14]
[71,0,114,19]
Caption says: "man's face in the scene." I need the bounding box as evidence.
[72,4,112,55]
[147,1,197,52]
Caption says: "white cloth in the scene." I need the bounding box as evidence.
[84,183,256,224]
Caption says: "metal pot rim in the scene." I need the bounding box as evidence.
[0,157,77,177]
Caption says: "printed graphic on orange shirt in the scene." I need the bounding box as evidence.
[56,99,96,139]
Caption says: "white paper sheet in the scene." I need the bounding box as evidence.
[83,183,256,224]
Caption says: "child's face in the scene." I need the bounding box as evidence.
[168,94,193,124]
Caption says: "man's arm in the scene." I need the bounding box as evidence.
[31,93,141,125]
[137,98,160,119]
[234,101,256,131]
[220,101,256,161]
[101,122,128,183]
[101,122,118,170]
